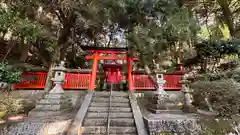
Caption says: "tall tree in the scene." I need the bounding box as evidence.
[191,0,240,38]
[125,0,199,87]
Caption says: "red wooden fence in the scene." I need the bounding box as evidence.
[63,73,90,89]
[13,72,48,89]
[13,71,183,90]
[132,73,183,90]
[13,72,90,89]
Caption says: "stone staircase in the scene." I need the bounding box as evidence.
[28,93,72,117]
[81,91,138,134]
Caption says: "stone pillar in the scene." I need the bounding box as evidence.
[28,61,72,117]
[180,75,197,113]
[147,73,181,114]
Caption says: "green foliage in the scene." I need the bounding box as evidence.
[0,5,57,52]
[187,67,240,82]
[226,68,240,82]
[0,8,18,34]
[14,18,47,43]
[127,24,168,64]
[126,1,199,71]
[184,39,240,68]
[195,39,240,58]
[0,63,21,84]
[190,79,240,117]
[0,97,31,115]
[188,72,228,81]
[200,119,237,135]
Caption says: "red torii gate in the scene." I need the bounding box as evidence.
[82,46,137,91]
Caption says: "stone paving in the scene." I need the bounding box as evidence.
[0,109,77,135]
[0,90,86,135]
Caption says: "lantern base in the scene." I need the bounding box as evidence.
[28,93,72,117]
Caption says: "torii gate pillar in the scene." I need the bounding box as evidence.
[89,52,98,91]
[127,57,134,90]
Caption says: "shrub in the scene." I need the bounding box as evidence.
[0,97,24,115]
[0,97,35,115]
[187,68,240,83]
[190,79,240,117]
[200,119,239,135]
[0,63,21,84]
[226,68,240,82]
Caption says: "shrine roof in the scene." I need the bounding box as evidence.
[81,46,128,52]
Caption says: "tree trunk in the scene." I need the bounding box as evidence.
[2,39,15,62]
[200,58,207,73]
[44,47,60,92]
[204,96,214,112]
[43,63,54,92]
[143,64,158,89]
[217,0,235,37]
[43,11,76,92]
[140,55,158,89]
[20,43,31,62]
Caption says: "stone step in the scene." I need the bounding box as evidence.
[92,97,129,100]
[37,98,71,105]
[94,91,128,97]
[28,108,70,117]
[90,102,130,107]
[88,107,131,112]
[83,134,137,135]
[86,112,133,118]
[44,93,67,99]
[83,118,135,126]
[35,103,71,111]
[80,126,137,134]
[92,98,129,103]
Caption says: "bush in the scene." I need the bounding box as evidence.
[0,97,24,115]
[200,119,239,135]
[187,68,240,83]
[226,68,240,82]
[0,97,35,116]
[0,63,21,84]
[190,79,240,117]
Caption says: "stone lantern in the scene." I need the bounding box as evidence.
[155,73,167,94]
[28,61,72,117]
[180,75,197,113]
[49,61,66,94]
[147,72,181,114]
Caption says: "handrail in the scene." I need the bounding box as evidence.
[128,91,148,135]
[106,83,113,135]
[67,91,94,135]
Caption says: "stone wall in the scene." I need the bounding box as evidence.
[0,90,87,114]
[0,90,44,101]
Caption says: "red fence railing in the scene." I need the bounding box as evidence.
[13,72,48,89]
[13,72,90,89]
[13,71,183,90]
[63,73,90,89]
[132,72,183,91]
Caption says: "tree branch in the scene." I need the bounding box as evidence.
[55,10,63,23]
